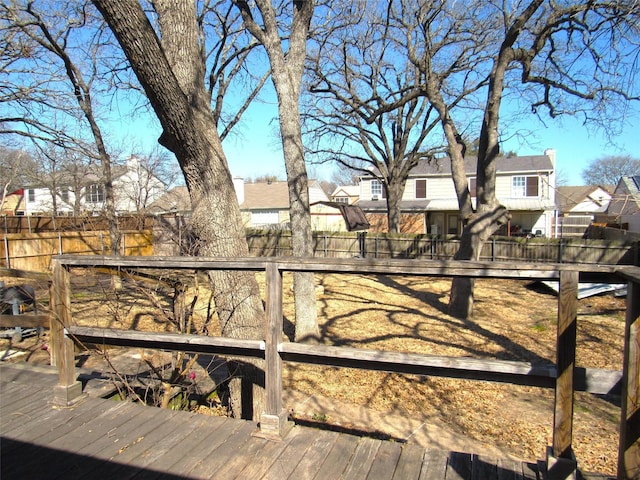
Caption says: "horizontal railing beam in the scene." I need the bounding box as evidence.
[52,255,623,281]
[279,343,622,395]
[67,326,265,359]
[0,314,50,329]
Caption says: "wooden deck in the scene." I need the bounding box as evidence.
[1,363,617,480]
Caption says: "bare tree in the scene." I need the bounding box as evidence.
[233,0,320,342]
[306,4,445,233]
[0,147,34,212]
[582,155,640,186]
[0,0,123,254]
[92,0,266,420]
[363,0,639,318]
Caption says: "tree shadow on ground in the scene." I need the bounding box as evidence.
[316,273,551,366]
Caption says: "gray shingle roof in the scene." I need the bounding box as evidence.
[409,155,553,176]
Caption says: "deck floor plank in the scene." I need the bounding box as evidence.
[341,436,382,479]
[447,451,473,480]
[0,399,135,463]
[2,401,147,480]
[260,425,322,480]
[160,416,249,476]
[0,381,41,411]
[0,364,562,480]
[234,427,305,480]
[313,430,362,479]
[101,412,210,480]
[146,416,231,476]
[471,454,498,479]
[205,431,271,479]
[183,420,260,478]
[393,443,427,480]
[278,428,339,480]
[420,449,450,480]
[366,439,403,479]
[60,403,182,480]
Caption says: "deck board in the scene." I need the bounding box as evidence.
[260,423,320,479]
[420,449,450,479]
[285,428,339,480]
[393,444,427,479]
[315,431,362,479]
[366,439,403,479]
[0,363,593,480]
[341,436,381,479]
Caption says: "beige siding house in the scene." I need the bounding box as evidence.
[357,150,557,236]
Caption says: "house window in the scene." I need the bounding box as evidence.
[27,189,35,203]
[512,176,538,197]
[371,180,386,199]
[415,179,426,199]
[334,197,348,204]
[87,184,105,203]
[469,178,476,197]
[60,188,70,204]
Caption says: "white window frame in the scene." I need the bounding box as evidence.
[87,184,105,203]
[512,176,539,198]
[371,180,383,198]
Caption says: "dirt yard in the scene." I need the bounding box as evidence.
[1,270,626,475]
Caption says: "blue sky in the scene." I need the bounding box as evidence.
[115,97,639,187]
[501,112,640,186]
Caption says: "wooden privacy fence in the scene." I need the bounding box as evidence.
[1,230,153,271]
[246,231,639,265]
[48,256,639,479]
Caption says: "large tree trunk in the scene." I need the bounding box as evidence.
[386,175,404,234]
[93,0,265,420]
[275,75,319,343]
[235,0,319,343]
[448,204,509,318]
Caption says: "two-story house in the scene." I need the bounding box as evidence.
[20,156,165,216]
[356,149,557,237]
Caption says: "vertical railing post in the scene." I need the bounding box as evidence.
[547,269,579,479]
[618,276,639,480]
[259,261,291,439]
[51,259,83,405]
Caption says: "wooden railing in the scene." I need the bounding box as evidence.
[47,256,639,480]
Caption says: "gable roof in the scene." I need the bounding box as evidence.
[151,181,330,214]
[241,181,290,209]
[362,154,553,178]
[555,185,612,213]
[608,176,640,216]
[331,185,360,197]
[240,180,329,209]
